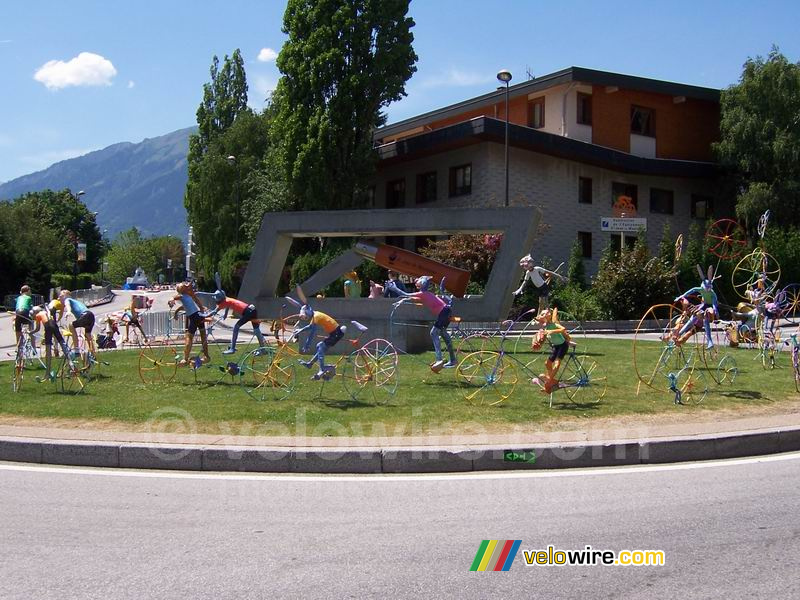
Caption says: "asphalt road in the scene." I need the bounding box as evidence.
[1,453,799,599]
[0,289,175,355]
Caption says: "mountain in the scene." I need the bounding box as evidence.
[0,126,196,239]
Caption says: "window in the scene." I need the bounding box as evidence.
[650,188,674,215]
[386,178,405,209]
[449,164,472,197]
[612,182,638,210]
[577,92,592,125]
[416,171,437,204]
[610,234,637,252]
[578,231,592,258]
[579,177,593,204]
[691,194,713,219]
[528,97,545,129]
[631,105,655,137]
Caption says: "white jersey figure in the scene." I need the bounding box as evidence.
[512,254,566,312]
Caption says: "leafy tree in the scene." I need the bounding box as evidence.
[16,188,104,273]
[104,228,184,287]
[185,51,264,276]
[714,47,800,229]
[0,189,103,298]
[192,50,248,155]
[566,240,587,289]
[419,234,499,289]
[0,201,68,298]
[593,236,673,320]
[550,284,605,321]
[270,0,417,210]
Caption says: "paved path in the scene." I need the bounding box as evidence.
[0,289,175,354]
[1,452,798,599]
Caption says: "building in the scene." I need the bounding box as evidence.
[370,66,729,275]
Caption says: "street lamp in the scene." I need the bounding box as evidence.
[227,155,240,246]
[496,69,512,207]
[70,190,87,289]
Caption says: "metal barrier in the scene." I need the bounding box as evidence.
[73,285,113,306]
[141,310,186,338]
[4,294,45,310]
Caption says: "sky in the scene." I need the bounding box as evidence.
[1,0,799,183]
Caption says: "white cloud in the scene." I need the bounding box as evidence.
[251,75,277,105]
[419,68,494,89]
[257,47,278,62]
[0,39,11,44]
[128,80,135,89]
[34,52,117,90]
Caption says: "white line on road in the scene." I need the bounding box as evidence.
[1,451,799,482]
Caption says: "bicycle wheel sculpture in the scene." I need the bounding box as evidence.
[557,356,608,405]
[456,331,501,356]
[777,284,800,324]
[716,355,739,385]
[671,363,709,405]
[705,219,747,261]
[343,338,399,404]
[12,353,24,392]
[732,249,781,300]
[457,351,518,406]
[700,327,738,385]
[243,344,296,401]
[757,329,782,370]
[633,303,695,392]
[138,342,179,384]
[674,234,684,264]
[792,346,800,393]
[57,358,88,394]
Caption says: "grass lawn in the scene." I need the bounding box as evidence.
[1,337,798,436]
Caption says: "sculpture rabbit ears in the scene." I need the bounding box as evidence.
[697,264,720,285]
[212,271,226,303]
[284,285,312,316]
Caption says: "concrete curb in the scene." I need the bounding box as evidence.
[1,426,799,473]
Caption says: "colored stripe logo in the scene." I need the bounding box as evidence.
[470,540,521,571]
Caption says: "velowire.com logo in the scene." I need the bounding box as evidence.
[469,540,522,571]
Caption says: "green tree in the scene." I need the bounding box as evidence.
[185,50,260,277]
[714,47,800,229]
[0,201,69,298]
[593,236,674,320]
[104,228,183,287]
[270,0,417,210]
[0,189,103,298]
[566,239,587,289]
[16,188,104,273]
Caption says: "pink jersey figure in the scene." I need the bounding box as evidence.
[388,275,456,372]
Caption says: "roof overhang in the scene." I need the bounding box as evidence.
[377,66,720,142]
[376,116,719,179]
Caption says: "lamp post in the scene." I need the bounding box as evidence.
[496,69,512,207]
[70,190,87,289]
[227,155,240,246]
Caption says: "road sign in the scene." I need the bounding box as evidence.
[600,217,647,233]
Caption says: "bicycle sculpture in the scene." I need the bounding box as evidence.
[240,287,398,404]
[454,307,606,407]
[633,303,709,405]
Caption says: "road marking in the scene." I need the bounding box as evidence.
[1,451,799,482]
